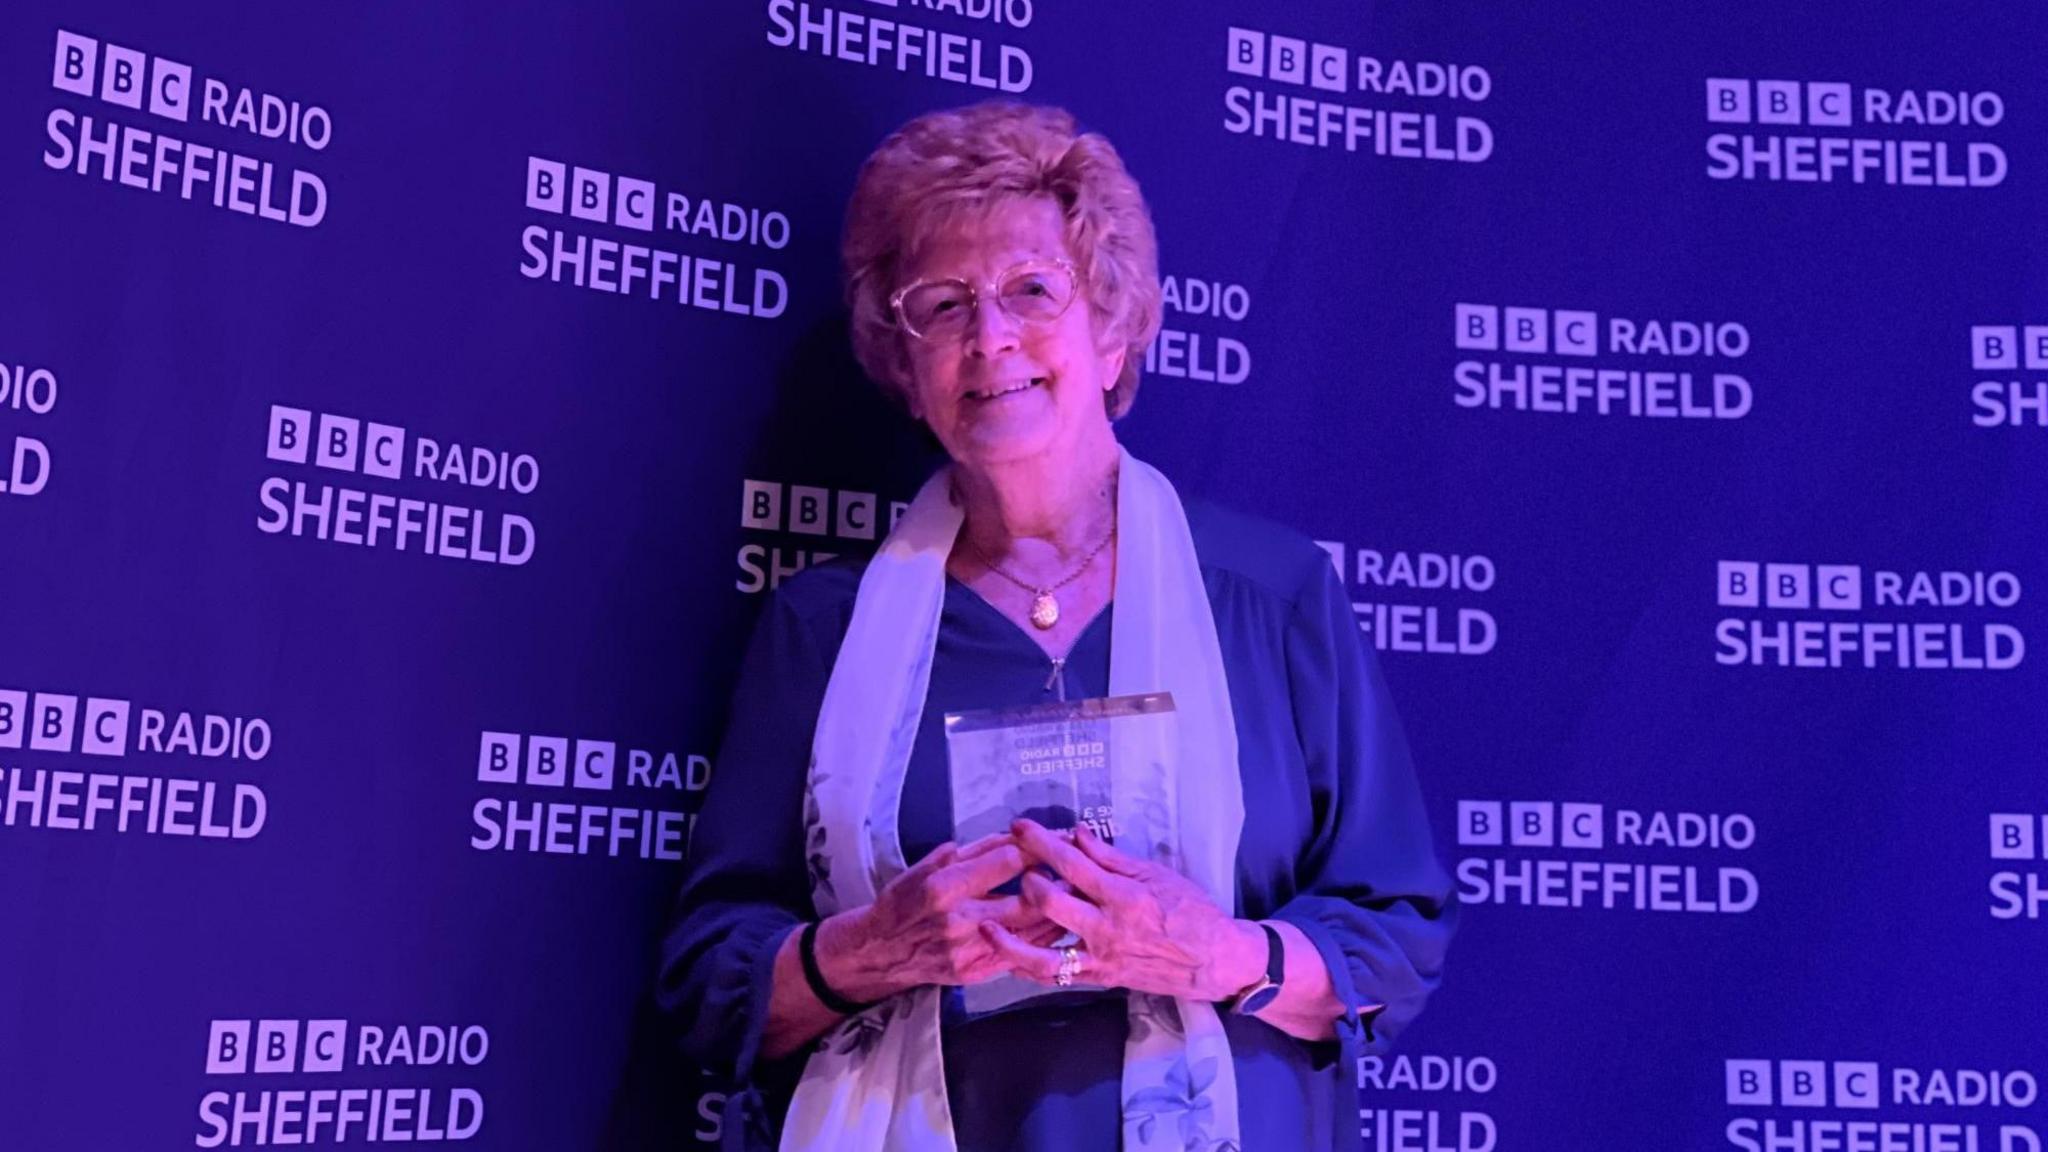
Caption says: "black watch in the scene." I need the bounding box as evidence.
[1228,922,1285,1016]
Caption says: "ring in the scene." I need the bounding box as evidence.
[1055,945,1084,988]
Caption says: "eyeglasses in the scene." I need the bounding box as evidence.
[889,258,1079,342]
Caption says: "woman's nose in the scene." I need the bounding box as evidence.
[964,296,1022,358]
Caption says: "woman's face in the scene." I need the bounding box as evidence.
[894,198,1123,469]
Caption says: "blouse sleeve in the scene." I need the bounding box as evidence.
[1268,556,1459,1059]
[656,587,830,1142]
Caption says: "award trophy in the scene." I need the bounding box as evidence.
[943,691,1178,1016]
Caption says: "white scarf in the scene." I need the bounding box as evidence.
[780,446,1246,1152]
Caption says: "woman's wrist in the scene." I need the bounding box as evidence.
[1210,918,1272,1000]
[811,908,903,1004]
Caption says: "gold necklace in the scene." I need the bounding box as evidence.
[969,519,1116,630]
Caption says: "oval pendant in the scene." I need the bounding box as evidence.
[1029,592,1060,630]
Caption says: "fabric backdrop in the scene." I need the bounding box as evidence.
[2,2,2042,1149]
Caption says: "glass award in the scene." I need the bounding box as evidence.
[943,691,1178,1017]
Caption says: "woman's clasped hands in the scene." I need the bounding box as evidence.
[821,819,1261,1005]
[982,817,1264,1002]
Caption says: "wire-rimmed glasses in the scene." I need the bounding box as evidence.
[889,258,1079,342]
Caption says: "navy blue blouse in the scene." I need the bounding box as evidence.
[659,500,1456,1152]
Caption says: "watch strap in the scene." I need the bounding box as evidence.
[1259,921,1284,985]
[1229,922,1285,1015]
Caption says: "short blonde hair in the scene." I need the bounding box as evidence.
[842,102,1162,420]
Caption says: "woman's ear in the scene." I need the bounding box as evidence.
[1101,346,1127,391]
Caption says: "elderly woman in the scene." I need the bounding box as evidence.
[660,102,1455,1152]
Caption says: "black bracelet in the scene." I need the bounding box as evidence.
[799,920,876,1016]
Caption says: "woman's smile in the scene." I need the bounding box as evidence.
[965,376,1048,402]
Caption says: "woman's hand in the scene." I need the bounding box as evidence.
[813,833,1066,1003]
[763,834,1069,1059]
[982,819,1267,1002]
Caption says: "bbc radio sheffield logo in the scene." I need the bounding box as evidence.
[0,355,57,500]
[470,730,707,862]
[1969,326,2048,430]
[197,1018,488,1146]
[1223,26,1495,162]
[735,478,907,594]
[0,686,271,843]
[257,404,538,568]
[1146,273,1254,387]
[1703,78,2009,188]
[765,0,1036,93]
[1990,814,2048,922]
[42,29,330,227]
[1317,541,1500,658]
[1455,799,1760,914]
[1714,561,2025,671]
[518,155,790,320]
[1452,303,1753,420]
[1359,1053,1502,1152]
[1721,1059,2041,1151]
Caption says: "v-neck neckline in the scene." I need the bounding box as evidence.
[946,574,1114,664]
